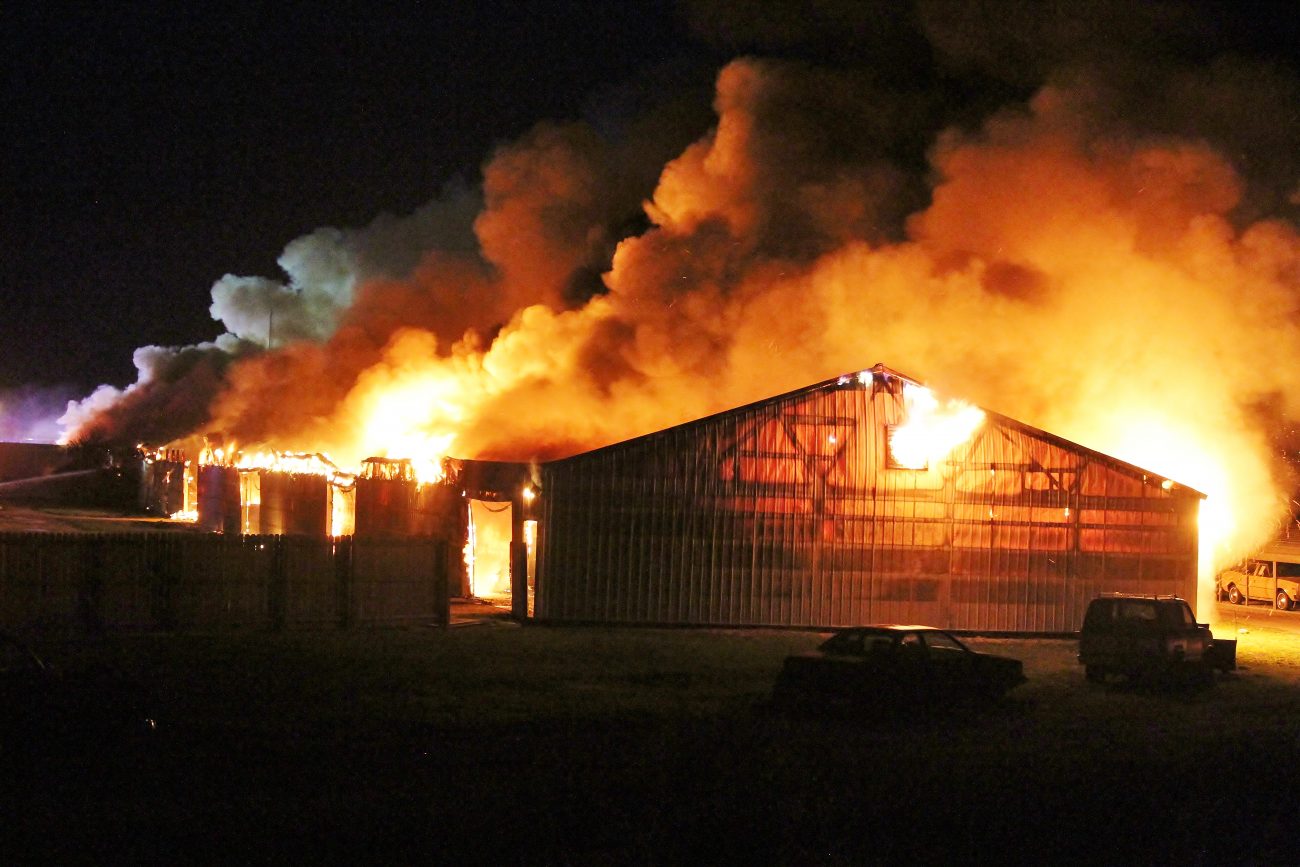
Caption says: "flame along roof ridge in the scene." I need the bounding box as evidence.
[540,362,1207,499]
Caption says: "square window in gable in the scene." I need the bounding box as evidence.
[886,424,928,470]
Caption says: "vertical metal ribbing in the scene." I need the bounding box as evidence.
[662,432,676,623]
[652,448,663,621]
[591,453,604,620]
[783,396,798,627]
[721,426,734,624]
[552,468,567,618]
[646,446,658,622]
[603,451,618,621]
[632,450,646,623]
[593,455,606,619]
[749,441,763,625]
[601,452,616,621]
[657,440,671,623]
[602,453,615,620]
[531,375,1199,631]
[671,431,687,623]
[708,425,723,624]
[686,428,702,624]
[613,451,628,623]
[541,471,557,619]
[579,461,594,619]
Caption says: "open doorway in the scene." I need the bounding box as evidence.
[466,499,513,602]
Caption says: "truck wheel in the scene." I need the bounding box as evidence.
[1277,591,1291,611]
[1228,585,1243,605]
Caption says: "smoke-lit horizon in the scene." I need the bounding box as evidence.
[45,3,1300,568]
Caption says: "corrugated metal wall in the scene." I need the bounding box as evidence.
[535,372,1200,632]
[260,472,329,536]
[355,478,419,536]
[197,466,240,534]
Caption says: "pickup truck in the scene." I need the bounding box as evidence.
[1078,594,1232,683]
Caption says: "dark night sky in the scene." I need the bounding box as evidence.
[1,1,709,394]
[3,1,1297,406]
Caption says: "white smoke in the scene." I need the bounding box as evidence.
[0,385,79,443]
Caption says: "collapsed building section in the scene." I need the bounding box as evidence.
[139,449,189,517]
[534,365,1202,632]
[146,450,535,609]
[140,364,1199,633]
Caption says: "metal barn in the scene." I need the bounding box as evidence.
[534,365,1202,632]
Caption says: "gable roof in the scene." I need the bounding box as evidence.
[545,362,1206,499]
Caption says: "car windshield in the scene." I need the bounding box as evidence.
[922,631,968,652]
[819,631,865,654]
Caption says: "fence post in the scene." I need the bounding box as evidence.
[269,536,287,631]
[335,536,354,628]
[150,536,178,631]
[435,538,450,627]
[77,536,105,635]
[510,540,528,622]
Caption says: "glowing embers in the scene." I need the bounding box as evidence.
[838,370,876,387]
[359,455,446,486]
[201,445,349,481]
[887,383,985,470]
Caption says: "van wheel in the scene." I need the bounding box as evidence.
[1228,585,1243,605]
[1277,591,1291,611]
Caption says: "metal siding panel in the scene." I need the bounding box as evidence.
[592,457,607,620]
[629,463,644,623]
[533,377,1200,632]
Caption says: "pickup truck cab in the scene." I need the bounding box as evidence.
[1078,594,1215,683]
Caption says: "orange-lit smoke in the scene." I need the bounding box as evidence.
[63,52,1299,582]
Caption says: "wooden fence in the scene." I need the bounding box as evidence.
[0,533,450,634]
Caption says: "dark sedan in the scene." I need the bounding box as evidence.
[772,625,1026,711]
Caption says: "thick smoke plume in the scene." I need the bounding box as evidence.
[62,5,1299,568]
[0,385,79,443]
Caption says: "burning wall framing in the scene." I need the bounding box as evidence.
[535,365,1201,632]
[146,451,534,604]
[140,366,1199,632]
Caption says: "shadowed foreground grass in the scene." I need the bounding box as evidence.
[5,624,1298,864]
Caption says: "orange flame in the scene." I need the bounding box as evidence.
[889,383,985,470]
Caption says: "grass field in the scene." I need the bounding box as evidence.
[7,622,1300,864]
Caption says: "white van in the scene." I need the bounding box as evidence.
[1217,540,1300,610]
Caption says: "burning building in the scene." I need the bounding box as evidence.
[139,364,1203,632]
[100,19,1298,634]
[533,365,1201,632]
[143,447,534,607]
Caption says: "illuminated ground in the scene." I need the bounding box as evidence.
[5,623,1299,863]
[0,503,198,534]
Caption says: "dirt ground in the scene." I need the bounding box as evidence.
[3,503,1295,862]
[0,503,191,534]
[5,621,1299,865]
